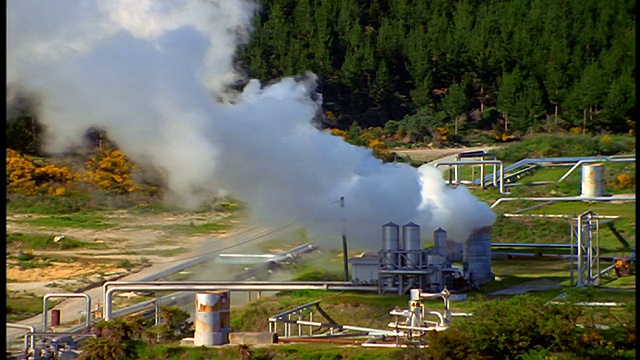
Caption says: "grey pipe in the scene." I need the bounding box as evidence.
[43,293,91,336]
[455,152,499,189]
[7,323,36,355]
[490,195,636,209]
[102,280,356,303]
[433,160,506,194]
[503,213,621,219]
[558,157,636,183]
[104,283,376,320]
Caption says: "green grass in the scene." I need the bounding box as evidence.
[136,248,189,257]
[11,212,114,230]
[6,296,59,323]
[142,222,232,235]
[6,232,108,251]
[137,343,406,360]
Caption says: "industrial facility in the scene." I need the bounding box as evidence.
[6,158,635,358]
[349,222,494,295]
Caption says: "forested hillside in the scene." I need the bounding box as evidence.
[238,0,635,136]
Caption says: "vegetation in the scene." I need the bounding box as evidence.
[236,0,635,138]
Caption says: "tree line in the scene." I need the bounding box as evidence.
[237,0,635,136]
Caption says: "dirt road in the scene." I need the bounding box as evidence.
[392,145,500,164]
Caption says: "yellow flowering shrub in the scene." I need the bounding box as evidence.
[367,138,391,160]
[6,149,75,195]
[6,149,38,194]
[81,149,140,194]
[611,173,635,190]
[599,135,612,143]
[435,126,450,142]
[330,128,349,140]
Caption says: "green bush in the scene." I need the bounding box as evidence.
[425,294,636,360]
[495,134,604,162]
[117,259,133,270]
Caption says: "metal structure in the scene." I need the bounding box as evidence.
[463,227,494,285]
[373,223,487,295]
[378,222,432,295]
[433,159,506,194]
[6,324,36,356]
[194,291,231,346]
[480,154,635,188]
[102,281,377,321]
[42,293,91,333]
[571,210,602,287]
[267,288,454,346]
[490,195,636,209]
[581,163,605,196]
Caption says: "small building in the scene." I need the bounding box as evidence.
[348,253,379,285]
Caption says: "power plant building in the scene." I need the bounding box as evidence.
[349,222,494,295]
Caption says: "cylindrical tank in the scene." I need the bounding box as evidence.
[581,163,605,197]
[382,222,400,269]
[463,227,493,285]
[433,228,447,253]
[402,222,421,268]
[50,309,61,327]
[194,291,230,346]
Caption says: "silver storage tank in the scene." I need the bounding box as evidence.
[402,222,421,268]
[382,222,400,269]
[581,163,605,197]
[463,226,494,285]
[433,227,446,253]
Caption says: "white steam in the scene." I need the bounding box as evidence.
[6,0,495,248]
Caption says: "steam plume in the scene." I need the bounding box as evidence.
[6,0,496,248]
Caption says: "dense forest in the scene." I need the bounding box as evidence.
[6,0,636,155]
[237,0,636,136]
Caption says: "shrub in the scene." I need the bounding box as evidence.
[610,173,635,190]
[116,259,133,270]
[6,149,75,195]
[158,305,194,341]
[82,149,141,194]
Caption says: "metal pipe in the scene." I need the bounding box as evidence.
[361,343,427,348]
[269,300,321,320]
[7,323,36,355]
[491,242,577,248]
[558,158,636,183]
[104,283,376,320]
[43,293,92,334]
[433,160,506,194]
[490,195,635,209]
[423,310,445,326]
[503,213,621,220]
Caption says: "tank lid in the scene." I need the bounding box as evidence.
[403,221,419,227]
[382,222,398,227]
[434,227,446,233]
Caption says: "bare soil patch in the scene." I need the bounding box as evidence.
[6,210,236,296]
[392,145,498,164]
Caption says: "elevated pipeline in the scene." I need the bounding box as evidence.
[490,195,635,209]
[103,282,377,321]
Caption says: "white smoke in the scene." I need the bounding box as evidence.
[6,0,495,249]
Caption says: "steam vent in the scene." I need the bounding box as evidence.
[349,223,494,295]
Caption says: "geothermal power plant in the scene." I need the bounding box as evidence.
[349,223,493,295]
